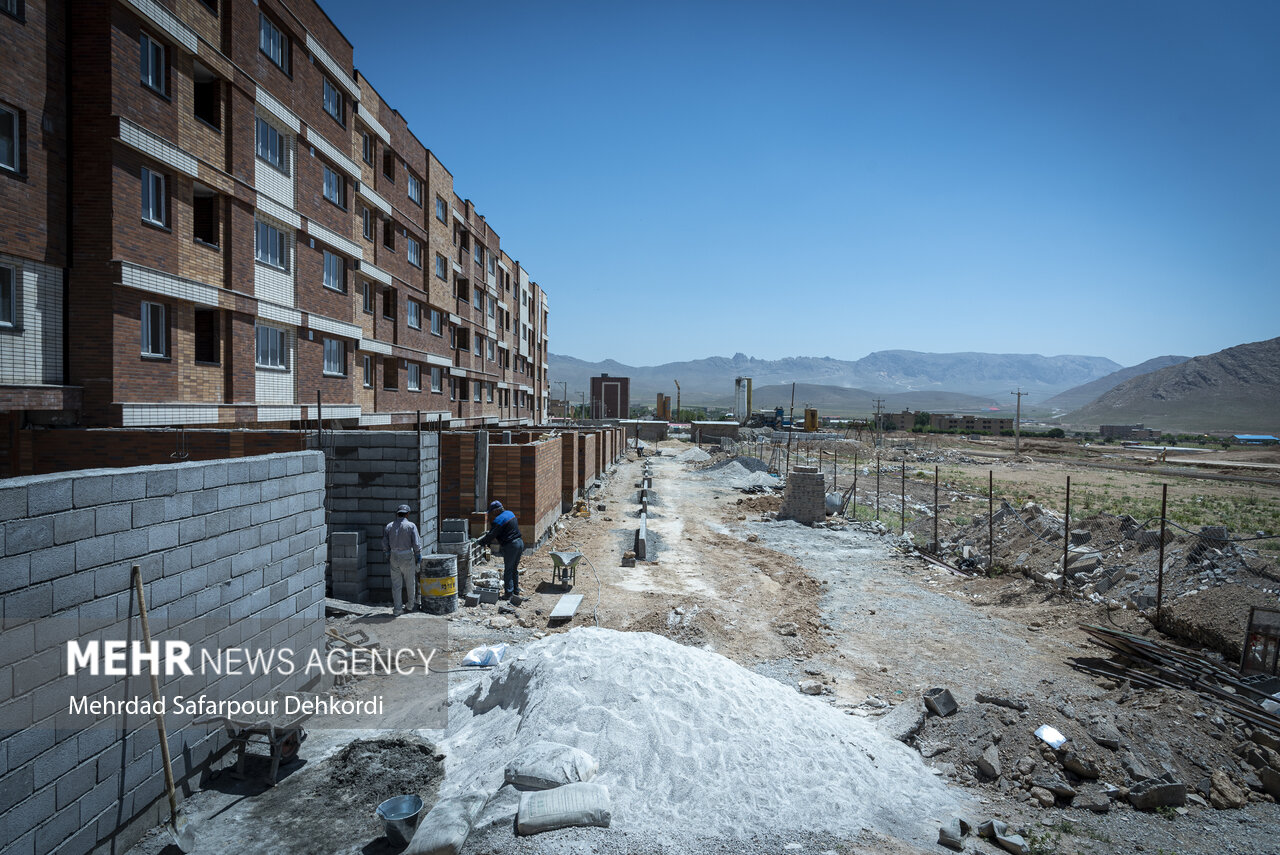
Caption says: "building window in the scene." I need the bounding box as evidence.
[259,13,289,72]
[407,363,421,391]
[486,338,495,361]
[474,334,483,357]
[434,254,447,280]
[1,0,21,20]
[141,167,166,227]
[383,357,398,390]
[255,325,287,369]
[255,219,287,269]
[323,338,346,376]
[362,354,372,387]
[322,165,345,207]
[383,219,395,251]
[362,206,372,240]
[0,265,15,328]
[382,151,394,182]
[487,295,495,319]
[192,188,219,246]
[407,299,421,329]
[430,366,442,393]
[473,244,483,266]
[322,77,344,125]
[406,236,421,268]
[488,254,495,275]
[486,382,494,404]
[472,288,482,311]
[473,382,482,403]
[361,281,373,314]
[322,250,346,292]
[193,61,222,129]
[0,105,17,173]
[435,196,446,223]
[194,308,220,363]
[361,131,373,165]
[141,301,167,357]
[255,117,286,172]
[140,33,166,95]
[407,174,422,205]
[382,288,396,321]
[430,308,441,336]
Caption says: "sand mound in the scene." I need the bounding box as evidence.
[435,628,966,850]
[675,446,712,462]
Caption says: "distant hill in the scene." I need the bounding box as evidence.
[549,350,1121,407]
[1040,355,1190,413]
[717,384,1000,418]
[1062,337,1280,434]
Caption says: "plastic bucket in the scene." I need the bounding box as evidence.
[418,554,458,615]
[376,794,424,848]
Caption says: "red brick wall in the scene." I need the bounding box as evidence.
[438,431,478,523]
[560,431,578,510]
[11,429,305,475]
[488,436,561,544]
[577,433,597,489]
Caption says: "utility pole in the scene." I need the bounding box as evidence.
[1011,388,1026,454]
[579,391,586,420]
[872,399,885,448]
[557,381,568,422]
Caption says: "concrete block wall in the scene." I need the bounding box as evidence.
[329,530,369,602]
[487,436,563,546]
[314,431,439,604]
[779,465,827,525]
[0,452,328,855]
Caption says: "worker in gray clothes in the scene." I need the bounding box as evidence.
[382,504,422,615]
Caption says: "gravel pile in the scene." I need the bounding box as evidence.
[434,628,968,852]
[675,446,712,462]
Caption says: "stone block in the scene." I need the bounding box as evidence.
[0,486,27,522]
[27,479,73,517]
[94,504,132,536]
[0,553,32,594]
[6,516,54,556]
[111,473,147,503]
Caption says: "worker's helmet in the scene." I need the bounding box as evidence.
[396,504,411,515]
[488,500,504,513]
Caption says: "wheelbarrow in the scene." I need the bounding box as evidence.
[549,550,584,589]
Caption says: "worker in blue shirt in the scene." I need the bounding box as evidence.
[477,500,524,598]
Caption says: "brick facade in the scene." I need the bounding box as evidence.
[1,0,551,437]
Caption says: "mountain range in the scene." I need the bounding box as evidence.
[549,351,1122,408]
[1039,355,1190,414]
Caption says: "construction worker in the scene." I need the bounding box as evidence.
[477,500,523,599]
[382,504,422,615]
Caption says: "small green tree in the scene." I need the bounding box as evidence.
[914,411,933,430]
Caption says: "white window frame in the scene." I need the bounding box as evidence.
[141,167,166,227]
[407,299,421,329]
[407,174,422,205]
[430,308,442,336]
[259,13,288,71]
[322,165,344,207]
[435,197,446,223]
[255,219,287,270]
[0,105,17,173]
[0,264,16,328]
[323,337,346,376]
[430,365,442,393]
[362,354,372,387]
[407,362,421,391]
[406,236,421,268]
[255,324,287,369]
[255,117,286,172]
[322,77,344,124]
[140,33,166,95]
[141,301,166,357]
[322,250,345,292]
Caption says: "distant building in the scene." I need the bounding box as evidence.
[1232,434,1279,445]
[590,374,630,420]
[1101,424,1160,440]
[931,414,1013,434]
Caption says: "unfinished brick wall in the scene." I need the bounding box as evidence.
[0,452,327,855]
[438,431,481,523]
[577,432,598,490]
[487,435,562,545]
[559,431,579,511]
[7,429,307,477]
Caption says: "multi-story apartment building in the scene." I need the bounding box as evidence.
[0,0,550,452]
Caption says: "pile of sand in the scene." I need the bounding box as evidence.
[675,446,712,462]
[434,628,966,850]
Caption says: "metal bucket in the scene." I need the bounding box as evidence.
[376,794,424,848]
[417,554,458,615]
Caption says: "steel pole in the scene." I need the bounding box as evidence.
[1157,483,1168,625]
[1062,475,1070,590]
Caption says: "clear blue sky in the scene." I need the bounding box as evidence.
[323,0,1279,368]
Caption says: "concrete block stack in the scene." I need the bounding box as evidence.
[779,465,827,525]
[329,529,369,602]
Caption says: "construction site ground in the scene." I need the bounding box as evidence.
[127,437,1280,855]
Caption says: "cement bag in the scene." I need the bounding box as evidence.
[516,782,612,835]
[462,644,507,667]
[405,791,488,855]
[504,741,598,790]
